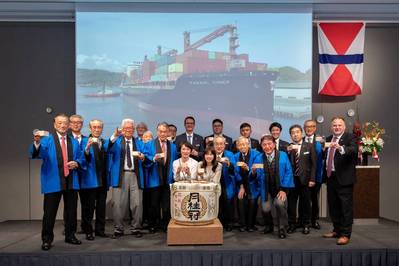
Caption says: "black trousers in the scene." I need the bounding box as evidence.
[142,188,150,224]
[237,195,257,229]
[310,182,322,223]
[327,173,354,238]
[298,182,322,225]
[288,180,311,226]
[79,186,107,234]
[218,188,234,228]
[42,189,77,242]
[148,185,170,229]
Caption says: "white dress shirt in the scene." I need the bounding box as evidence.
[186,133,193,145]
[72,133,82,144]
[305,135,314,144]
[325,133,345,171]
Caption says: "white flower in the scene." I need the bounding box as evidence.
[376,138,384,148]
[363,138,374,145]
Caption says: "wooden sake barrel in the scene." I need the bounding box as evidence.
[170,181,221,225]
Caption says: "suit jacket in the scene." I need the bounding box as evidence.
[29,133,83,194]
[175,132,204,161]
[289,141,317,186]
[278,139,289,153]
[143,138,177,187]
[232,138,261,153]
[204,134,233,151]
[107,136,144,189]
[260,151,294,202]
[323,132,358,186]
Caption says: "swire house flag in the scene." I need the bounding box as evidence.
[318,22,365,96]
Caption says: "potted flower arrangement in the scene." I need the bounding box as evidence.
[360,121,385,162]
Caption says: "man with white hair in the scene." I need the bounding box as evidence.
[234,136,263,232]
[108,118,145,238]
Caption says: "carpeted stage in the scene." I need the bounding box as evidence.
[0,220,398,266]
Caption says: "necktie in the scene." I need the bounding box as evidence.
[161,141,167,163]
[61,136,69,177]
[294,150,300,176]
[267,155,273,164]
[75,135,80,144]
[187,135,192,145]
[326,136,338,177]
[126,140,132,168]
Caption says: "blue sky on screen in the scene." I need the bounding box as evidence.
[76,12,312,73]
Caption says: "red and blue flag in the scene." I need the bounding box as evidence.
[318,22,365,96]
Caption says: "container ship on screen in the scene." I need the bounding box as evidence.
[121,24,278,124]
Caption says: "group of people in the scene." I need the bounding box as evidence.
[30,114,357,251]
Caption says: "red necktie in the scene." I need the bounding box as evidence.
[61,136,69,177]
[326,136,338,177]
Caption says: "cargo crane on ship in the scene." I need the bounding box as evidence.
[183,24,239,58]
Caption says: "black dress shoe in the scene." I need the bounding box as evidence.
[65,237,82,245]
[148,227,157,234]
[86,233,95,241]
[111,231,124,239]
[302,226,310,235]
[225,225,233,232]
[41,242,51,251]
[131,230,143,238]
[312,221,321,230]
[287,225,296,234]
[278,229,286,239]
[247,227,254,232]
[263,226,273,234]
[239,227,246,232]
[95,232,108,238]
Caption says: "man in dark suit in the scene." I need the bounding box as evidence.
[287,125,317,235]
[204,118,233,151]
[322,117,357,245]
[232,122,261,153]
[175,116,204,161]
[269,122,289,152]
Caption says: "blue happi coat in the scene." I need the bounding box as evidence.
[80,137,109,189]
[259,150,294,202]
[29,133,83,194]
[107,136,144,188]
[234,149,264,200]
[143,138,177,187]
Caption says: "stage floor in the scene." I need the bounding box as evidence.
[1,219,399,266]
[1,219,399,252]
